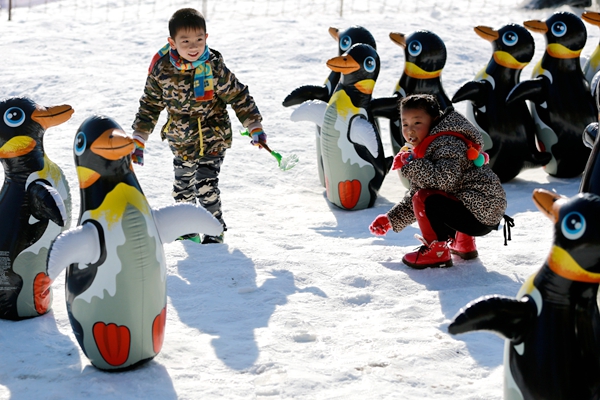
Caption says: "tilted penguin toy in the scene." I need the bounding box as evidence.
[290,43,392,210]
[449,187,600,399]
[381,30,452,155]
[506,11,595,178]
[452,24,551,183]
[283,26,377,187]
[47,115,222,371]
[581,11,600,84]
[0,97,73,320]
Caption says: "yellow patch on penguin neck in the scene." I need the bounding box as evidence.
[77,166,101,189]
[90,182,150,228]
[330,90,359,118]
[546,43,581,59]
[404,62,441,79]
[493,51,528,70]
[547,245,600,283]
[0,136,36,158]
[355,79,375,94]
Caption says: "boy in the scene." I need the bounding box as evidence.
[131,8,266,244]
[369,94,507,269]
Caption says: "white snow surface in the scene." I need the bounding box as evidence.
[0,0,599,399]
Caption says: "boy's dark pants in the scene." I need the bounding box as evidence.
[172,151,226,231]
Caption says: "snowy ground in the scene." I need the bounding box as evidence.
[0,0,597,399]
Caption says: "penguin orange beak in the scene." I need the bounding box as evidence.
[329,26,339,41]
[524,20,548,34]
[327,55,360,73]
[474,26,499,42]
[91,129,134,161]
[582,11,600,27]
[532,188,566,223]
[389,32,406,48]
[31,105,74,129]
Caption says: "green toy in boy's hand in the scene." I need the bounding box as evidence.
[240,129,298,171]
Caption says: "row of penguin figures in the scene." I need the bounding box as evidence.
[0,97,223,370]
[284,10,600,211]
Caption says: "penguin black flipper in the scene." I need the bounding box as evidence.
[28,181,67,227]
[506,77,547,105]
[283,85,330,107]
[580,122,600,194]
[448,295,537,342]
[452,81,489,108]
[371,96,400,120]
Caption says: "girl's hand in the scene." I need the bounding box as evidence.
[369,214,392,236]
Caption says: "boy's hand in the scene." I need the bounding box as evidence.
[131,133,145,166]
[392,151,413,170]
[250,128,267,149]
[369,214,392,236]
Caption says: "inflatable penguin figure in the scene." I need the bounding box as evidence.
[449,187,600,399]
[290,44,392,210]
[383,30,452,154]
[523,0,591,9]
[452,24,552,182]
[47,115,222,371]
[0,97,73,320]
[582,11,600,84]
[283,26,376,187]
[507,12,595,178]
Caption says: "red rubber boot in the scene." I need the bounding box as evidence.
[402,237,452,269]
[449,232,478,260]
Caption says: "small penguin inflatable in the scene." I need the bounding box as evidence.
[383,30,452,155]
[507,12,595,178]
[283,26,377,187]
[449,188,600,400]
[582,11,600,84]
[290,44,392,210]
[452,24,551,182]
[47,115,222,371]
[0,97,73,320]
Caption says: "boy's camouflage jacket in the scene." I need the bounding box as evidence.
[132,48,263,160]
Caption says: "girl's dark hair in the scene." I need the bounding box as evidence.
[399,94,441,119]
[169,8,206,38]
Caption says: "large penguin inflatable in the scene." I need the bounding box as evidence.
[0,97,73,320]
[506,12,595,178]
[283,26,377,187]
[449,188,600,399]
[290,43,392,210]
[47,115,222,371]
[384,30,452,155]
[452,24,551,182]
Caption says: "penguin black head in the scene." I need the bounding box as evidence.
[390,30,447,77]
[524,11,587,57]
[74,115,134,189]
[534,189,600,279]
[0,97,73,160]
[329,25,377,56]
[475,24,535,68]
[326,43,380,92]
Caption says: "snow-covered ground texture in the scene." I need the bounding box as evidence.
[1,0,599,399]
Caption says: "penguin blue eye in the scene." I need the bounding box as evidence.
[502,31,518,46]
[74,131,86,156]
[408,40,422,57]
[551,22,567,37]
[363,56,376,72]
[561,211,586,240]
[3,107,25,128]
[340,35,352,51]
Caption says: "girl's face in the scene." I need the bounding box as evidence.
[401,107,434,147]
[168,27,208,62]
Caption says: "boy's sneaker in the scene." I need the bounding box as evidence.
[176,233,201,243]
[402,236,452,269]
[202,233,224,244]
